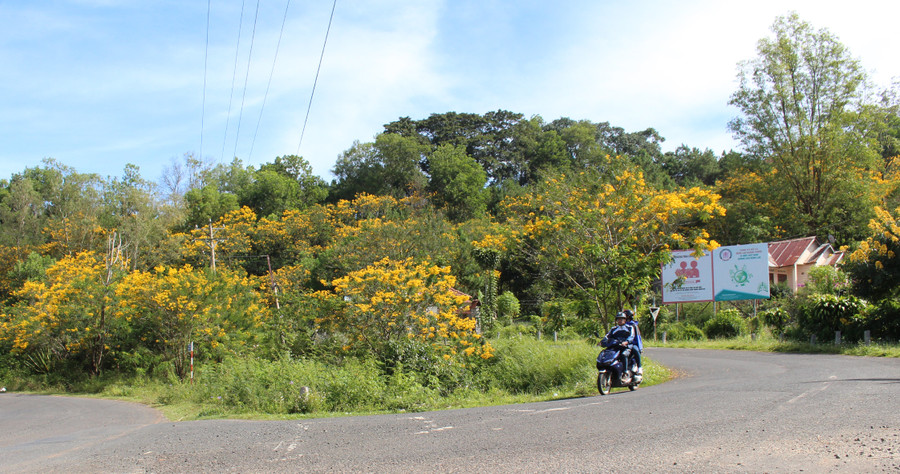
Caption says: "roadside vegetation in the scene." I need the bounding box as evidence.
[649,335,900,358]
[4,331,671,420]
[1,13,899,419]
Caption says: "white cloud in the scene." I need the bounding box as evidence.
[2,0,899,183]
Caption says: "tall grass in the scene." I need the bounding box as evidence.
[2,334,672,420]
[74,336,667,419]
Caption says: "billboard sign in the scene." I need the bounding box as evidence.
[661,250,713,303]
[712,243,770,301]
[661,243,770,303]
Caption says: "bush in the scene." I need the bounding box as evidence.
[761,307,790,336]
[866,299,900,341]
[804,265,850,296]
[480,336,595,394]
[797,294,869,342]
[703,309,747,339]
[194,356,385,415]
[496,291,521,325]
[658,322,705,341]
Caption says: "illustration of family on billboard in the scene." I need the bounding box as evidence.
[661,243,770,304]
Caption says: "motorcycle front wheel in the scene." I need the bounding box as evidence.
[597,372,611,395]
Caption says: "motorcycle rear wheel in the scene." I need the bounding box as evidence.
[597,372,611,395]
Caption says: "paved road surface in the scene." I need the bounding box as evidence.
[2,348,898,472]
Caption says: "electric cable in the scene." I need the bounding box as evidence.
[248,0,292,161]
[232,0,262,161]
[200,0,211,160]
[221,0,248,162]
[297,0,337,155]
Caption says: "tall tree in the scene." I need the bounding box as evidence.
[101,164,166,270]
[728,12,877,241]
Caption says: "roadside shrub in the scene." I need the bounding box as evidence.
[657,322,705,341]
[866,299,900,341]
[541,299,573,333]
[761,307,790,336]
[382,364,439,411]
[193,356,393,414]
[797,294,869,342]
[496,291,521,325]
[480,336,595,394]
[803,265,850,296]
[703,309,747,339]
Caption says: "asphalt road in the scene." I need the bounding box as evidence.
[2,348,898,473]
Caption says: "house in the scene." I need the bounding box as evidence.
[768,237,844,292]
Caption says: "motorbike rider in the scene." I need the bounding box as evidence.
[623,309,643,376]
[601,312,636,360]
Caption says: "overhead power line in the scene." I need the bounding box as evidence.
[232,0,262,161]
[200,0,211,160]
[297,0,338,155]
[221,0,248,162]
[248,0,293,161]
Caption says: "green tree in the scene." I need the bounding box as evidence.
[427,144,488,221]
[183,184,239,229]
[0,176,45,252]
[374,134,429,196]
[659,145,721,187]
[728,12,877,241]
[101,164,167,270]
[330,141,387,201]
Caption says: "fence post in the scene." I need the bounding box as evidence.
[864,330,871,346]
[662,331,667,344]
[835,331,841,345]
[553,331,558,342]
[810,335,817,345]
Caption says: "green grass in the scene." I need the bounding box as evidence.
[1,336,672,421]
[646,333,900,358]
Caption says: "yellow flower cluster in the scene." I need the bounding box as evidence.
[0,252,115,355]
[472,233,509,252]
[317,257,493,360]
[850,206,900,268]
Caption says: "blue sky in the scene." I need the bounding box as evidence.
[1,0,898,183]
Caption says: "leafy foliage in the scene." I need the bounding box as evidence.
[703,309,748,339]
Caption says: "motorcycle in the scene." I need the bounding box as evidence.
[596,341,642,395]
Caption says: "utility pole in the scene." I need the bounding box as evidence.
[198,220,225,273]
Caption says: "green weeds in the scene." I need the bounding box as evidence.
[0,335,671,420]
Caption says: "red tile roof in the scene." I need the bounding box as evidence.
[767,237,844,268]
[768,237,817,267]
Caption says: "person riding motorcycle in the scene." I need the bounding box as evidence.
[623,309,643,376]
[601,312,636,359]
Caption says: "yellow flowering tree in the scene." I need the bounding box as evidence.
[179,206,258,270]
[115,265,268,378]
[321,193,463,281]
[501,160,725,323]
[315,258,493,366]
[0,247,126,375]
[846,205,900,301]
